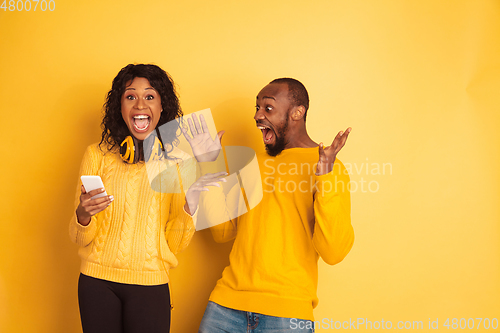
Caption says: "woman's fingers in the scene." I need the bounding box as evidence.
[80,191,114,215]
[200,114,210,133]
[181,126,192,142]
[192,113,203,134]
[83,188,106,199]
[84,194,113,206]
[193,179,226,189]
[188,172,228,191]
[202,171,228,179]
[187,117,197,136]
[87,199,113,215]
[76,187,113,224]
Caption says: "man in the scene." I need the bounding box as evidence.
[198,78,354,332]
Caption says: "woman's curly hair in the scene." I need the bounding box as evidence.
[99,64,183,157]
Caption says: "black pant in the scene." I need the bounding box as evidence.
[78,273,171,333]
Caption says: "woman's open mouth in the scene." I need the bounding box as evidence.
[133,115,151,132]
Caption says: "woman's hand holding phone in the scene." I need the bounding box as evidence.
[76,186,114,226]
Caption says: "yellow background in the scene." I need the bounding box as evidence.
[1,0,499,332]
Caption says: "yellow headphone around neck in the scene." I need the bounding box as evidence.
[120,129,165,164]
[120,136,136,163]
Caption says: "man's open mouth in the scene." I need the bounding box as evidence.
[257,124,274,144]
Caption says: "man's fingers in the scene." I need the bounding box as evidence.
[337,128,351,151]
[338,127,351,140]
[340,131,350,146]
[329,128,352,154]
[330,131,343,146]
[341,127,351,141]
[318,142,328,160]
[318,142,324,152]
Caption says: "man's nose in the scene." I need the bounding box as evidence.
[254,109,264,121]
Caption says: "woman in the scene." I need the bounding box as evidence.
[69,64,223,333]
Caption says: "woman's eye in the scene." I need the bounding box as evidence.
[126,95,135,100]
[146,95,154,100]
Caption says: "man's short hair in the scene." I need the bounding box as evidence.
[270,78,309,121]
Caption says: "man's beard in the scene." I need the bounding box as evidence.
[265,119,289,157]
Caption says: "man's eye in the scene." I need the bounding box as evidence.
[265,106,272,112]
[255,106,260,111]
[146,95,154,100]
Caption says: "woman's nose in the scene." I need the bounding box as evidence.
[135,98,146,110]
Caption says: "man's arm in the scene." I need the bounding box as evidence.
[312,159,354,265]
[313,128,354,264]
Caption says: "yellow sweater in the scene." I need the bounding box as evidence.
[206,147,354,321]
[69,143,196,285]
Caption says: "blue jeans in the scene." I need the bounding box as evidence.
[198,301,315,333]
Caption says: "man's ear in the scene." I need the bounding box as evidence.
[291,105,306,121]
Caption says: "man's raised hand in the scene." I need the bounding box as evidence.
[316,127,351,175]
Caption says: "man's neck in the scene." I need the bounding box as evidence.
[284,130,317,149]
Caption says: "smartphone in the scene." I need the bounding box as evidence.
[81,175,108,199]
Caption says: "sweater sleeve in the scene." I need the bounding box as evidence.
[69,145,100,247]
[165,194,196,255]
[165,160,197,255]
[210,222,237,243]
[312,159,354,265]
[194,159,238,243]
[209,218,237,244]
[197,176,241,243]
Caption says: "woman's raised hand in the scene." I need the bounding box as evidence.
[181,113,225,162]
